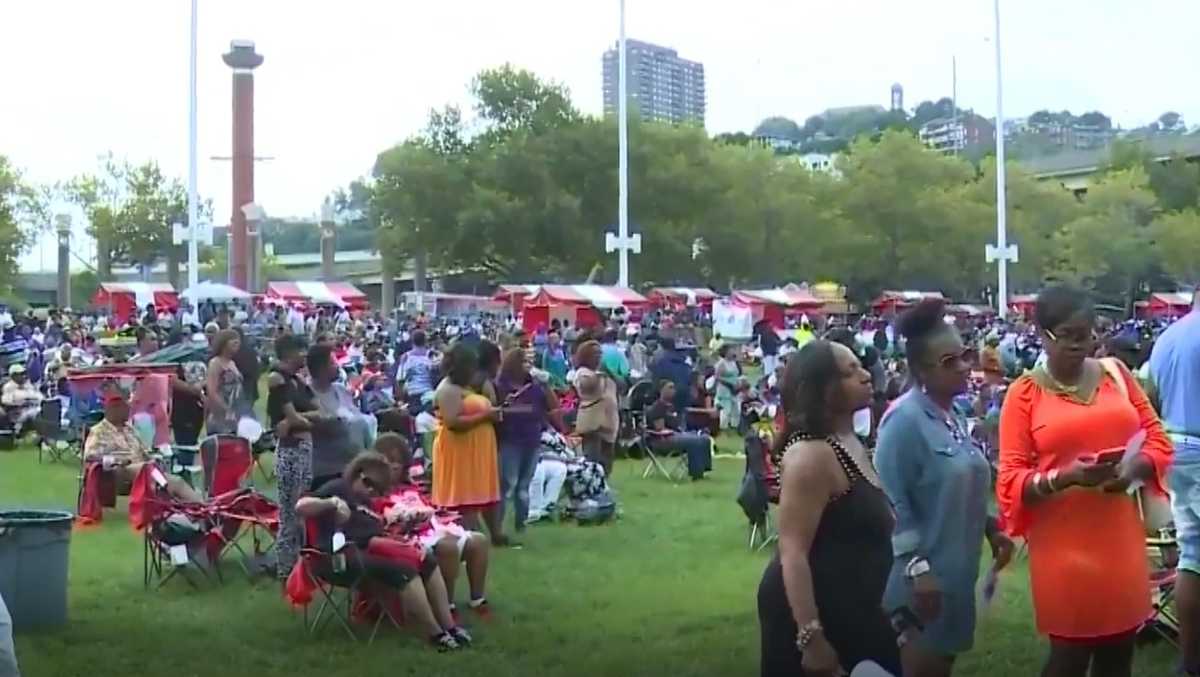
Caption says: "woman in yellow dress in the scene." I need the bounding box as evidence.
[432,343,501,534]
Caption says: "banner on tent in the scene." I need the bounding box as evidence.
[713,300,754,340]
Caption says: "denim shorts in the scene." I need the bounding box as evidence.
[1168,452,1200,574]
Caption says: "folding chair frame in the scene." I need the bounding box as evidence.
[640,442,688,483]
[200,435,279,579]
[1143,529,1181,646]
[298,535,404,644]
[143,496,217,590]
[749,509,777,551]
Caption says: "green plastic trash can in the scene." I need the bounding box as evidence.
[0,510,73,630]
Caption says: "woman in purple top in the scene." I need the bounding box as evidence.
[494,348,561,540]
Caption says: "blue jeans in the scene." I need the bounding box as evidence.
[656,433,713,479]
[1169,450,1200,574]
[498,441,539,531]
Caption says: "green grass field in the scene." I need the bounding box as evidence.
[0,442,1178,677]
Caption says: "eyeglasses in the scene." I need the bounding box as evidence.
[361,476,386,498]
[1045,328,1098,346]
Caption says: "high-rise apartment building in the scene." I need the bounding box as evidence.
[602,39,705,126]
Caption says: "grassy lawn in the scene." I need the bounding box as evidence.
[0,442,1178,677]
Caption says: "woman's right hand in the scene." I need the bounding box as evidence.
[800,633,844,677]
[1063,457,1119,488]
[329,497,351,524]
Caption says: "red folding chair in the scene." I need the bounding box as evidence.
[199,435,279,577]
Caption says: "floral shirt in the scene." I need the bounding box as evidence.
[83,419,150,464]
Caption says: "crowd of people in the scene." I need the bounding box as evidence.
[0,285,1195,673]
[758,286,1199,677]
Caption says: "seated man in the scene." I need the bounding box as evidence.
[1,364,42,433]
[375,433,491,618]
[645,380,712,481]
[83,386,203,503]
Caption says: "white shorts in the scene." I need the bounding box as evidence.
[421,529,474,559]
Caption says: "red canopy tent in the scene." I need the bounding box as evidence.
[871,290,945,315]
[731,285,826,329]
[266,281,368,310]
[1009,294,1038,319]
[92,283,178,326]
[492,284,542,316]
[520,285,649,332]
[647,287,718,310]
[1137,292,1193,318]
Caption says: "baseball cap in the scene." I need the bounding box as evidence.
[7,364,24,376]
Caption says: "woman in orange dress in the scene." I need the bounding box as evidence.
[997,285,1173,677]
[432,343,501,534]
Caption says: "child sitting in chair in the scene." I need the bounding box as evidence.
[374,433,492,620]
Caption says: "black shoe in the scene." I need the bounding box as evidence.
[449,625,473,646]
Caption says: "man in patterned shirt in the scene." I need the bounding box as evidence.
[84,387,202,502]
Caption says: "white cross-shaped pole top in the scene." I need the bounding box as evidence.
[606,232,642,254]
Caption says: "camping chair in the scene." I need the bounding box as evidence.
[199,435,279,577]
[295,519,403,644]
[35,398,79,463]
[738,433,779,550]
[619,380,656,454]
[640,423,690,483]
[1142,526,1180,645]
[142,468,216,589]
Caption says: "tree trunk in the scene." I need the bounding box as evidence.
[96,238,111,280]
[380,253,395,316]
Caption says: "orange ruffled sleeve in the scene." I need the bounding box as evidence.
[1111,360,1174,496]
[996,375,1040,537]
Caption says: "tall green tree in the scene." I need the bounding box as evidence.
[1151,209,1200,286]
[0,155,41,287]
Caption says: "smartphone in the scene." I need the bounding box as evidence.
[1090,448,1125,465]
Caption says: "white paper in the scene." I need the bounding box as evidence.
[332,531,347,553]
[101,455,115,469]
[169,544,189,566]
[1120,429,1148,494]
[150,467,169,488]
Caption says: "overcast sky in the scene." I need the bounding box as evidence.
[3,0,1197,271]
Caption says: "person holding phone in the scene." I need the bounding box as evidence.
[996,285,1173,677]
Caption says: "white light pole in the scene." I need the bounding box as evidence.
[186,0,200,290]
[985,0,1017,315]
[606,0,640,286]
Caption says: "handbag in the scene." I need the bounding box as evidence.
[1099,358,1173,533]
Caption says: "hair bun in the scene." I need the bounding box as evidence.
[896,298,948,341]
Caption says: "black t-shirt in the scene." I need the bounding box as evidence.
[267,369,316,444]
[756,324,780,356]
[311,478,383,550]
[646,399,680,433]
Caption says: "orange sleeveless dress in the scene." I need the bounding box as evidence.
[431,389,500,509]
[996,362,1172,639]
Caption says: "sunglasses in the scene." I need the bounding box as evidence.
[361,476,387,497]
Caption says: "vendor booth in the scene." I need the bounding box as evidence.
[520,285,649,332]
[648,287,718,311]
[730,285,826,329]
[266,281,368,310]
[1010,294,1038,319]
[92,283,178,326]
[1137,292,1193,319]
[400,292,505,318]
[180,281,251,304]
[871,290,945,316]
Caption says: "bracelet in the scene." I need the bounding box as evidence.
[795,619,823,651]
[1047,468,1060,493]
[1032,472,1045,496]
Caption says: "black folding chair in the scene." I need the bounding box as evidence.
[35,398,79,463]
[299,519,402,644]
[738,433,777,550]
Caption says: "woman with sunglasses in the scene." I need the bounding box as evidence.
[997,284,1172,677]
[297,452,472,651]
[875,299,1014,677]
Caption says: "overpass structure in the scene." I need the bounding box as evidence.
[1024,133,1200,193]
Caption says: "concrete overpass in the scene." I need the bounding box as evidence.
[1024,133,1200,193]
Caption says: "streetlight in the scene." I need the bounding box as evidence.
[985,0,1018,316]
[186,0,200,291]
[605,0,640,288]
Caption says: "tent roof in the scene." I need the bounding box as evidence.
[266,281,367,307]
[649,287,718,303]
[1149,292,1192,307]
[732,287,825,308]
[528,284,648,309]
[180,281,250,302]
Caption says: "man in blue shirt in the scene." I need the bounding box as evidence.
[650,335,692,413]
[1150,290,1200,675]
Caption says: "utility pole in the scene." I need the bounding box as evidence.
[605,0,640,287]
[985,0,1018,315]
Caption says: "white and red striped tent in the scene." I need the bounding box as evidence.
[648,287,719,309]
[872,290,946,314]
[266,281,368,310]
[92,282,178,326]
[520,284,649,331]
[1137,291,1194,318]
[730,285,825,329]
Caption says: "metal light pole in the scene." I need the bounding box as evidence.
[617,0,629,286]
[985,0,1018,315]
[605,0,640,286]
[187,0,200,290]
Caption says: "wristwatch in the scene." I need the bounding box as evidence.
[905,557,931,580]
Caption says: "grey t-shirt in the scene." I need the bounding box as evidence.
[310,383,361,479]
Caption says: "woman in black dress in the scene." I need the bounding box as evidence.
[758,340,901,677]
